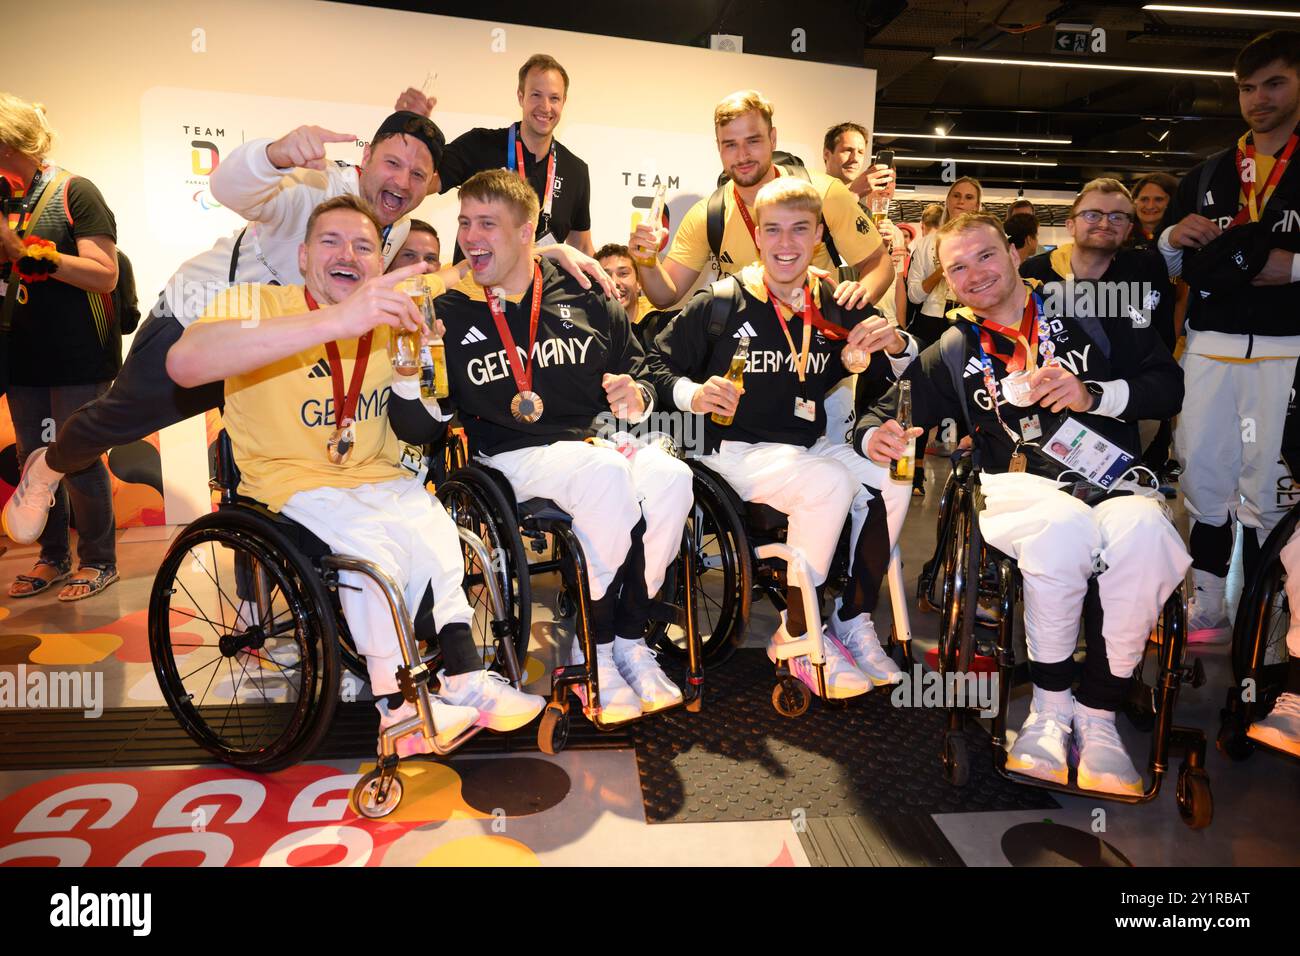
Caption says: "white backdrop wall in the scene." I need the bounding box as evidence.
[9,0,875,523]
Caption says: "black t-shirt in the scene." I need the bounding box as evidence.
[6,171,120,386]
[439,126,591,259]
[432,257,650,457]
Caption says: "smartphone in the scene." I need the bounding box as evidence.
[873,149,896,170]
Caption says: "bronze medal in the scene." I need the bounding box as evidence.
[511,390,544,423]
[1009,450,1028,473]
[313,286,372,468]
[327,420,356,465]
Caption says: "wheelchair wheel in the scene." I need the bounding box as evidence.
[942,730,970,787]
[438,467,532,676]
[772,676,811,718]
[353,768,403,820]
[1232,548,1291,688]
[937,499,970,675]
[538,702,570,755]
[149,509,341,772]
[1176,763,1213,829]
[650,469,750,666]
[1216,709,1256,762]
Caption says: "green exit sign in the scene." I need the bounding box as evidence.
[1055,22,1105,54]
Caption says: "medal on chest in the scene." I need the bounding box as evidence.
[309,290,372,465]
[486,262,546,424]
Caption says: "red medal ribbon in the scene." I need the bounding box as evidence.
[1235,128,1299,226]
[485,261,545,395]
[976,291,1039,371]
[765,276,850,341]
[733,166,782,248]
[305,289,373,432]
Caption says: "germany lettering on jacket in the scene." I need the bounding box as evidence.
[435,257,652,457]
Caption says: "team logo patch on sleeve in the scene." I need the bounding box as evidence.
[856,217,870,234]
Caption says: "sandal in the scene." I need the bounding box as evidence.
[9,559,72,599]
[57,565,119,603]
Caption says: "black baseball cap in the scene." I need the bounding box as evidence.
[372,111,445,170]
[1183,220,1273,294]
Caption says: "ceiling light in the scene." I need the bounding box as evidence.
[895,154,1059,167]
[1144,4,1300,17]
[933,52,1233,78]
[876,131,1072,145]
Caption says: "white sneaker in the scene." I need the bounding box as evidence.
[613,638,682,713]
[570,640,643,722]
[829,612,905,686]
[1072,702,1144,795]
[1006,708,1071,785]
[1248,692,1300,757]
[1,447,63,545]
[768,612,871,700]
[438,668,545,733]
[378,697,479,755]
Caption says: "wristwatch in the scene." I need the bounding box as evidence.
[1084,380,1105,412]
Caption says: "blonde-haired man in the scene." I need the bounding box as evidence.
[645,177,916,697]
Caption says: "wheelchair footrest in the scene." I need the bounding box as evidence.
[396,661,432,704]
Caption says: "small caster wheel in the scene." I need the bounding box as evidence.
[889,642,911,670]
[942,731,970,787]
[1216,717,1255,762]
[1176,763,1213,829]
[538,702,570,755]
[353,769,404,820]
[556,590,575,619]
[772,677,811,718]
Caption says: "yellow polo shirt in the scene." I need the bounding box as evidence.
[666,169,883,279]
[197,279,444,511]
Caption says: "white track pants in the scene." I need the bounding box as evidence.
[977,472,1191,677]
[281,477,472,697]
[700,436,911,588]
[1175,353,1298,534]
[1278,526,1300,658]
[482,441,693,601]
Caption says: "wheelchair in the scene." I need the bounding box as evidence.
[925,452,1213,828]
[147,431,522,819]
[434,439,706,754]
[677,458,914,718]
[1218,500,1298,763]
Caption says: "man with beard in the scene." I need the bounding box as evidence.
[1157,30,1300,650]
[1021,181,1175,500]
[629,90,893,312]
[860,212,1188,795]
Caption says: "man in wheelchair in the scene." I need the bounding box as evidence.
[388,168,692,722]
[859,212,1191,795]
[165,194,546,754]
[645,178,917,698]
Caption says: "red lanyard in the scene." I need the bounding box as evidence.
[733,166,782,247]
[306,289,373,427]
[484,261,544,394]
[1236,128,1299,225]
[512,127,557,221]
[765,278,850,342]
[976,292,1038,371]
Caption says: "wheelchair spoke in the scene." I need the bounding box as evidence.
[177,652,224,686]
[191,653,223,709]
[172,576,234,642]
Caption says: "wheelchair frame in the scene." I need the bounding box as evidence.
[931,453,1213,828]
[148,432,521,820]
[1218,499,1300,764]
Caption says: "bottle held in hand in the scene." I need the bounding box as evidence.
[711,335,749,426]
[889,380,916,483]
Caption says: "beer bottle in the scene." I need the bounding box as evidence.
[711,335,749,426]
[890,380,916,482]
[632,183,667,267]
[418,296,449,399]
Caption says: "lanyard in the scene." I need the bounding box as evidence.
[764,280,814,385]
[975,289,1051,372]
[306,290,373,428]
[485,261,544,394]
[508,123,557,226]
[1236,127,1299,225]
[732,166,781,248]
[972,333,1021,445]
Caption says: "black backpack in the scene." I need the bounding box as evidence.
[699,272,863,345]
[114,249,140,335]
[706,150,851,274]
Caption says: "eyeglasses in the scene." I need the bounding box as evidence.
[1073,209,1132,225]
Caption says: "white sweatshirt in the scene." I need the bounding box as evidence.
[160,137,409,326]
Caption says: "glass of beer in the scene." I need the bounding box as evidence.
[392,277,426,376]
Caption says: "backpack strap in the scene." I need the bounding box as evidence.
[939,323,976,438]
[706,185,726,265]
[1195,147,1233,217]
[705,275,743,343]
[1,169,76,333]
[229,226,248,284]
